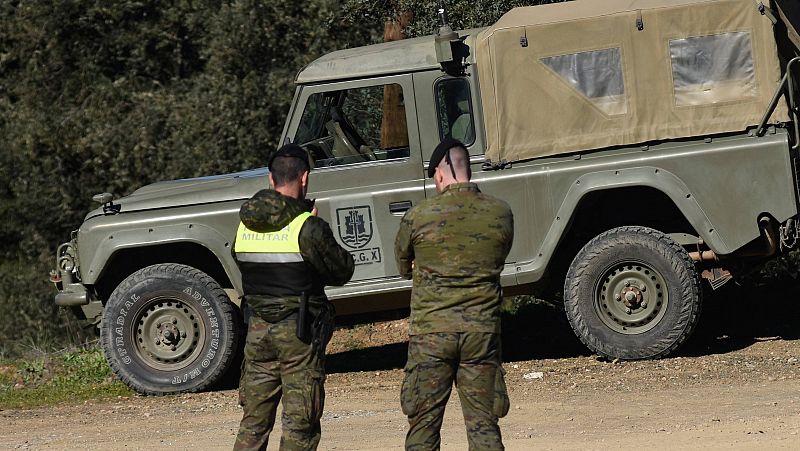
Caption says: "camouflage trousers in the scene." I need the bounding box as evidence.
[401,332,509,451]
[234,313,328,451]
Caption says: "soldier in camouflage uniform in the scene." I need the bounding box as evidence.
[233,144,355,451]
[394,138,514,451]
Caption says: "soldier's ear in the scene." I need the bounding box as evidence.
[434,166,444,184]
[300,170,310,188]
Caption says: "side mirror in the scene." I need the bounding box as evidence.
[92,193,113,204]
[92,192,120,214]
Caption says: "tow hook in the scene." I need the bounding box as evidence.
[53,242,89,307]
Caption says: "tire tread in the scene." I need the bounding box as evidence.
[564,226,702,360]
[100,263,240,395]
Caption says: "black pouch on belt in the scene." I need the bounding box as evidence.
[310,302,335,353]
[296,291,311,343]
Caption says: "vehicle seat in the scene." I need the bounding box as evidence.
[450,100,474,144]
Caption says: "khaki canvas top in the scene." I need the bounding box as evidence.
[476,0,789,163]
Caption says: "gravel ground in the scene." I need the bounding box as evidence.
[1,285,799,450]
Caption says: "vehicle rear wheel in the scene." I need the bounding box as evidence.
[100,263,242,395]
[564,226,702,359]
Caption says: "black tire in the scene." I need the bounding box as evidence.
[564,226,702,360]
[100,263,242,395]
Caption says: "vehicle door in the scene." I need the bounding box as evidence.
[414,69,545,287]
[284,74,425,289]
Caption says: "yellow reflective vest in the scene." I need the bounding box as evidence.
[234,212,316,297]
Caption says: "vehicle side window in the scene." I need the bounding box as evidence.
[541,47,627,116]
[669,32,755,106]
[435,78,475,146]
[294,83,410,168]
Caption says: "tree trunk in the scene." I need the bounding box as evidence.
[380,12,412,149]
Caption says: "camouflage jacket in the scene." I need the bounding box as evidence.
[236,189,355,321]
[394,182,514,335]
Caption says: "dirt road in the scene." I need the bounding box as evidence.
[1,289,799,450]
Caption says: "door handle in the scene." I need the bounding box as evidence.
[389,200,413,215]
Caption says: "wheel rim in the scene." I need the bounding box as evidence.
[132,295,205,371]
[595,261,669,335]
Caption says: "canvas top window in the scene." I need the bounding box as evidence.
[541,47,628,116]
[669,31,756,107]
[294,83,411,168]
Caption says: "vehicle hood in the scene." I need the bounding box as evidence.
[85,168,269,220]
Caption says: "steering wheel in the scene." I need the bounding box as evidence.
[326,120,375,161]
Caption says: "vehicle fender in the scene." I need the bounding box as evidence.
[555,166,726,251]
[80,221,242,295]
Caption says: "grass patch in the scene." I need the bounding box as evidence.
[0,344,133,409]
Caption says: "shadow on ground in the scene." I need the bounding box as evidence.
[681,281,800,357]
[325,281,800,375]
[500,299,589,362]
[326,299,588,375]
[327,342,408,374]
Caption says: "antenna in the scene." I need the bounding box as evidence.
[438,1,450,28]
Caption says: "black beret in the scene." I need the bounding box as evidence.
[427,138,467,178]
[268,143,311,171]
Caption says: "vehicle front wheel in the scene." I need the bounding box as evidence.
[564,226,702,360]
[100,263,242,395]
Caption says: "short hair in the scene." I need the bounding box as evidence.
[441,143,471,180]
[270,156,309,186]
[428,138,471,178]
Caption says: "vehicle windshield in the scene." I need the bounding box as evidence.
[294,84,411,168]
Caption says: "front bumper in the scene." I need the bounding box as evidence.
[50,240,101,322]
[55,285,89,306]
[50,241,87,303]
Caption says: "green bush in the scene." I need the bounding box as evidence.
[755,248,800,284]
[342,0,566,39]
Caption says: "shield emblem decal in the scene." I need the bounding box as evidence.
[336,205,373,249]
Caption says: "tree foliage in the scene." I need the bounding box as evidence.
[0,0,573,353]
[342,0,565,39]
[5,0,794,361]
[0,0,372,352]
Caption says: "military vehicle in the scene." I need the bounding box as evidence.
[51,0,800,394]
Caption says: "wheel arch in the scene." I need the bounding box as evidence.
[539,183,702,295]
[94,242,237,303]
[562,167,722,249]
[516,166,727,287]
